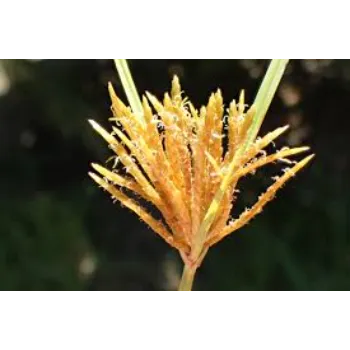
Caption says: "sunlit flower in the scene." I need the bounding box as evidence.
[89,76,313,270]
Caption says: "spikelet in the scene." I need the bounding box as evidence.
[89,76,314,268]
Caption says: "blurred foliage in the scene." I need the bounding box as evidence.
[0,195,87,290]
[0,59,349,290]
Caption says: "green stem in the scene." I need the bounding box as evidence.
[178,264,197,291]
[242,59,289,153]
[114,59,143,118]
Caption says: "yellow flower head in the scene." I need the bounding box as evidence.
[89,76,313,269]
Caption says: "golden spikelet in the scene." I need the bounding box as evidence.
[89,76,314,269]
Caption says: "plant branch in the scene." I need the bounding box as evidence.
[114,59,143,118]
[178,264,197,291]
[242,59,289,152]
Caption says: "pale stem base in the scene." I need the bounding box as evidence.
[178,264,197,291]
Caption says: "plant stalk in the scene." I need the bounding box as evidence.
[242,59,289,153]
[114,59,143,118]
[178,264,197,291]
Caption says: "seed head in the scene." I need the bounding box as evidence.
[89,76,314,267]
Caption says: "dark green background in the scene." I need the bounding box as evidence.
[0,59,348,290]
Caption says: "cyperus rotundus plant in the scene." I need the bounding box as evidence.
[88,59,314,291]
